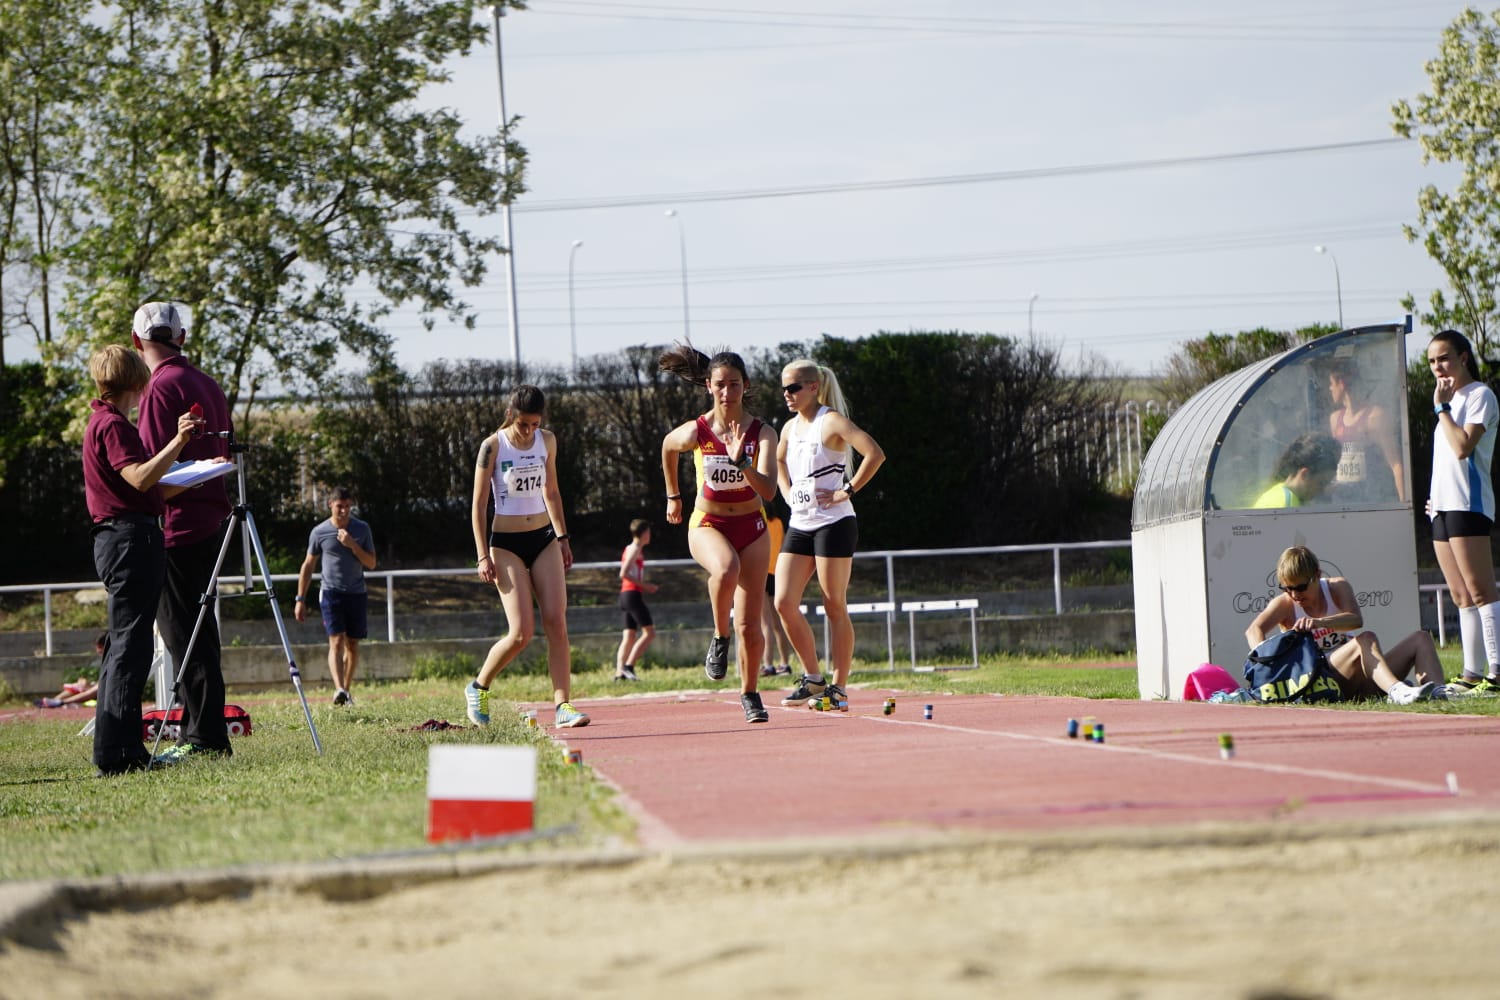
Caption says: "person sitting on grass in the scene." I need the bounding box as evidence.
[36,633,106,708]
[1245,545,1446,704]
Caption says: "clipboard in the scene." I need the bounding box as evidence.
[160,459,234,488]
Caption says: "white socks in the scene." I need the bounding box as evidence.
[1479,602,1500,676]
[1459,605,1485,679]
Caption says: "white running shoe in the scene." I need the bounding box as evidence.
[1389,681,1435,705]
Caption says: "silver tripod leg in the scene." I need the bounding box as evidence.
[147,504,323,766]
[241,507,322,753]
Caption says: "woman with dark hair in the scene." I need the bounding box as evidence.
[465,385,589,729]
[1325,360,1403,503]
[1427,330,1500,696]
[660,344,779,724]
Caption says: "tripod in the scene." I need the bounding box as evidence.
[147,433,323,765]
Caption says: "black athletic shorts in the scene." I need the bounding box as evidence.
[489,525,556,569]
[1431,510,1494,542]
[619,589,653,629]
[781,516,858,558]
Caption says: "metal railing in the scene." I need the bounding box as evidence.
[2,539,1134,656]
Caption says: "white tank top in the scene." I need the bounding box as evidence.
[785,406,854,531]
[490,428,548,516]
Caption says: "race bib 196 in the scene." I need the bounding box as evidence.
[789,476,816,511]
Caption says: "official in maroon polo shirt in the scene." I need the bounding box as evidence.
[132,302,235,764]
[82,345,201,775]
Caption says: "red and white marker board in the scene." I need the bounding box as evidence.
[426,745,537,843]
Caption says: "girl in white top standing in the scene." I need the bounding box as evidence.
[774,359,886,709]
[465,385,589,729]
[1427,330,1500,695]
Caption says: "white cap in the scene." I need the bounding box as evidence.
[131,302,186,343]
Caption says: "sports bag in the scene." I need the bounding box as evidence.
[142,704,252,741]
[1242,631,1343,704]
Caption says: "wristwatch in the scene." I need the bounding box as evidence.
[1436,403,1452,414]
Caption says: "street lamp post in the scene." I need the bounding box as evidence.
[665,208,691,340]
[1028,292,1040,337]
[491,4,522,370]
[1313,245,1344,330]
[567,240,583,377]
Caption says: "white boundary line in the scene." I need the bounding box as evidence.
[859,715,1454,795]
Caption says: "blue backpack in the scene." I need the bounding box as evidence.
[1242,631,1344,704]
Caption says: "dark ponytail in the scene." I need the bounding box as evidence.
[658,342,755,399]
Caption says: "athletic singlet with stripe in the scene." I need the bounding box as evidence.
[1430,380,1497,520]
[620,548,645,593]
[1290,579,1350,653]
[693,415,763,505]
[784,405,854,531]
[490,428,549,516]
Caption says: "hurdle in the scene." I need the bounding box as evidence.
[816,601,897,671]
[901,598,980,672]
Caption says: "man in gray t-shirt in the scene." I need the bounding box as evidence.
[294,487,376,706]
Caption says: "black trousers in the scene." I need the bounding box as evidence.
[91,520,164,771]
[158,532,231,752]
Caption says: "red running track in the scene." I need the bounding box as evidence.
[536,690,1500,847]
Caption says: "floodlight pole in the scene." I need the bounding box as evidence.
[492,4,522,371]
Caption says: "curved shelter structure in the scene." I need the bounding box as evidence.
[1131,322,1418,700]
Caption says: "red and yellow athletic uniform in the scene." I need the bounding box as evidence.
[689,415,767,551]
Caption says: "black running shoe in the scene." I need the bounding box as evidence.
[741,691,769,723]
[824,683,847,710]
[705,635,730,681]
[781,673,826,707]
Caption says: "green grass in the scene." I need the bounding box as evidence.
[3,646,1494,884]
[0,681,633,883]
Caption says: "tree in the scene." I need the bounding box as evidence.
[1156,325,1333,403]
[809,332,1122,546]
[1392,7,1500,369]
[55,0,521,415]
[0,0,101,384]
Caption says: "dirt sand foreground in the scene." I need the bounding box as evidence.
[4,816,1499,999]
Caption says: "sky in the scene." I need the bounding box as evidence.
[10,0,1475,378]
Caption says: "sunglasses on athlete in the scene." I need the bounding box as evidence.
[782,382,806,394]
[1280,581,1310,594]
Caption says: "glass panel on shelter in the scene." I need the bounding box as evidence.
[1210,329,1405,511]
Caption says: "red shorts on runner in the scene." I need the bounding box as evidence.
[690,508,766,552]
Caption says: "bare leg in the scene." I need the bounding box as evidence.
[476,549,536,688]
[1327,632,1404,697]
[688,527,741,638]
[344,638,360,691]
[1382,630,1444,686]
[814,555,855,686]
[327,634,345,690]
[1435,538,1485,678]
[529,543,572,706]
[774,551,820,676]
[732,530,771,693]
[616,628,635,675]
[1448,534,1500,671]
[624,625,655,667]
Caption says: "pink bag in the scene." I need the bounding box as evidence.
[1183,663,1240,701]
